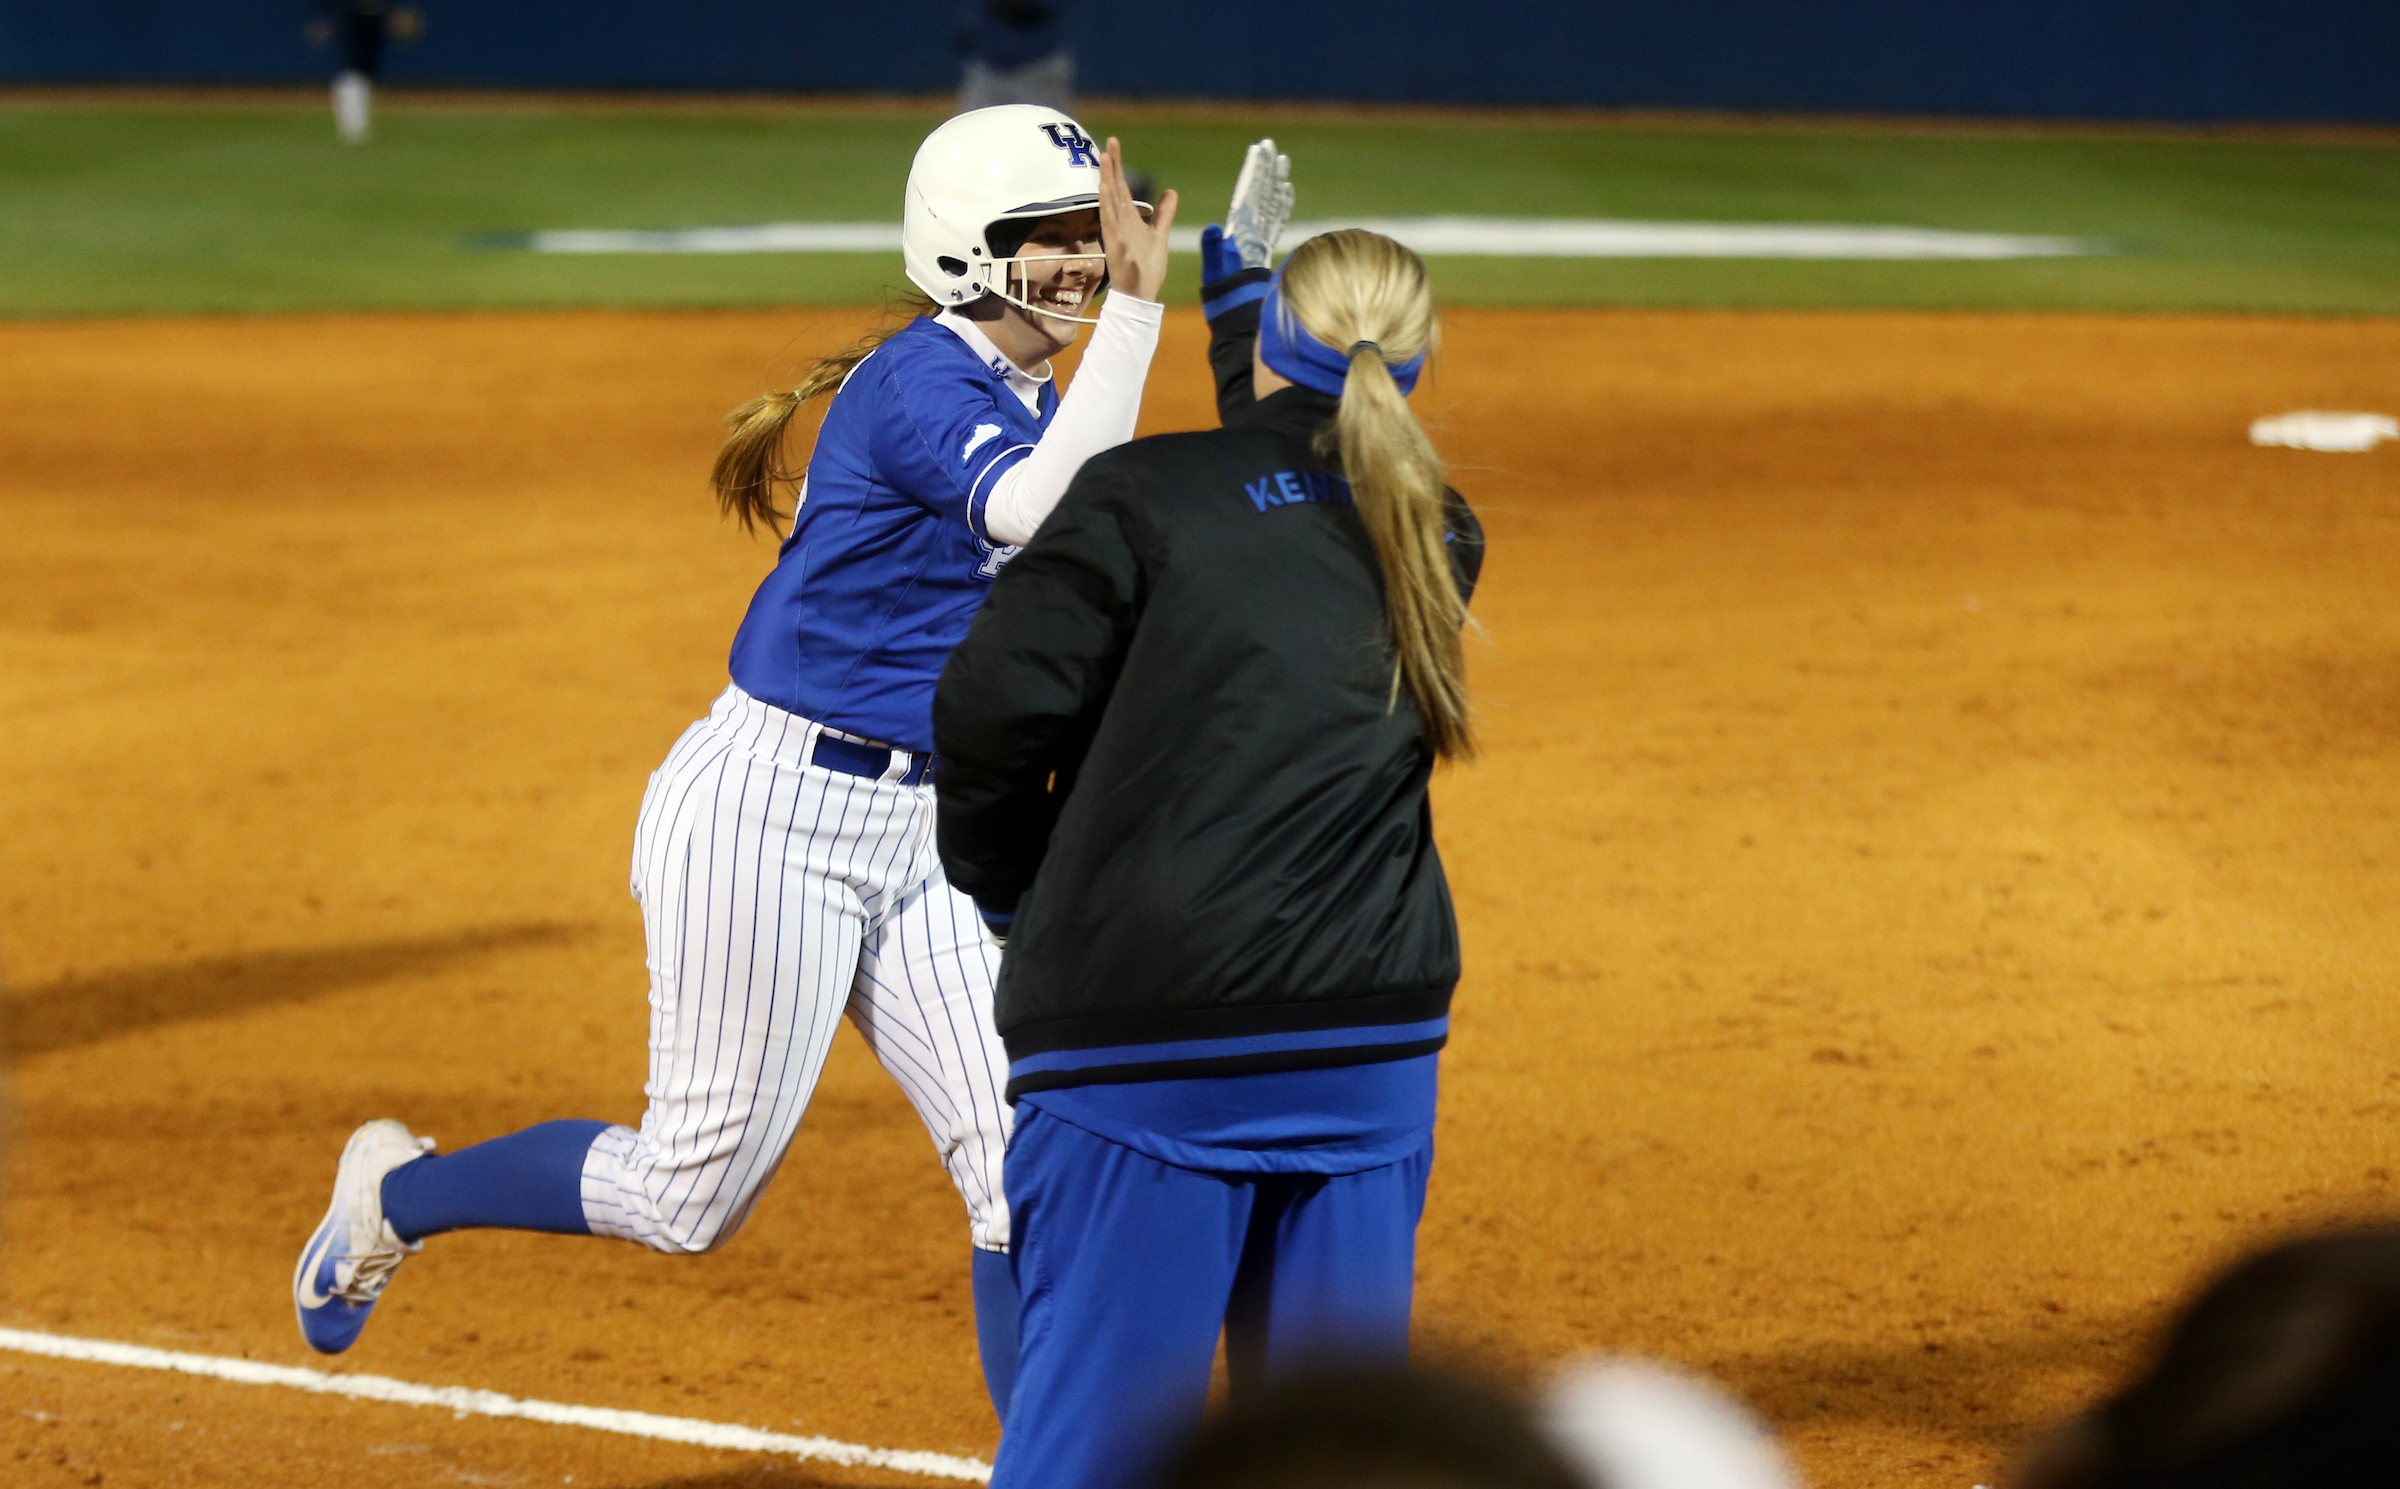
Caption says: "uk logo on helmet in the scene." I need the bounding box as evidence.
[1038,122,1099,168]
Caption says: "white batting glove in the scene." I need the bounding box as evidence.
[1224,138,1294,271]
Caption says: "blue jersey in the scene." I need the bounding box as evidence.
[729,314,1060,752]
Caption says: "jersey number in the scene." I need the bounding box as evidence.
[976,541,1023,580]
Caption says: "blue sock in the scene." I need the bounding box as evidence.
[972,1246,1020,1419]
[380,1119,610,1243]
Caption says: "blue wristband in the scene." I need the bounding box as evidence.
[1200,224,1240,289]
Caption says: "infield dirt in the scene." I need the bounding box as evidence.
[2,305,2395,1488]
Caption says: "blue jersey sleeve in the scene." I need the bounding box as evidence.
[865,350,1042,546]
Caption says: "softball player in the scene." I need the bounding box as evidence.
[292,105,1178,1418]
[935,224,1482,1489]
[311,0,416,143]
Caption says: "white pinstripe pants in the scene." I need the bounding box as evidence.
[578,685,1013,1255]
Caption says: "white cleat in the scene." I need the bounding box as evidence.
[292,1119,434,1354]
[332,71,372,145]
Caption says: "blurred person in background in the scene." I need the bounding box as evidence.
[954,4,1158,209]
[2010,1225,2400,1489]
[306,0,422,144]
[958,0,1077,115]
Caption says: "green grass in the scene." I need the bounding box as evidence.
[3,100,2396,316]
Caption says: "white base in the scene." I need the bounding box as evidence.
[2249,410,2400,452]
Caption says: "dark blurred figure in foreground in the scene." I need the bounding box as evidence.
[306,1,423,144]
[1150,1365,1589,1489]
[1540,1357,1796,1489]
[2014,1226,2400,1489]
[1147,1357,1799,1489]
[957,0,1076,115]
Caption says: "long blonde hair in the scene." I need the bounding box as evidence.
[711,294,940,536]
[1277,230,1474,761]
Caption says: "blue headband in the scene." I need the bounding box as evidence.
[1257,264,1427,398]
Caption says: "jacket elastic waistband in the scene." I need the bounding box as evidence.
[1001,987,1452,1100]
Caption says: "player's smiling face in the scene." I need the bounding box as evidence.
[1009,209,1104,338]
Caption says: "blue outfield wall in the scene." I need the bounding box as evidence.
[0,2,2393,124]
[0,3,956,94]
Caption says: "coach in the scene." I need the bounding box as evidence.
[933,214,1485,1489]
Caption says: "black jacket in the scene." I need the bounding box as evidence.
[933,283,1483,1098]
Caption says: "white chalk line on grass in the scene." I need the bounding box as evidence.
[0,1327,990,1482]
[516,217,2103,260]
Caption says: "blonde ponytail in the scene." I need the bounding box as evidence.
[1279,231,1474,761]
[710,295,939,536]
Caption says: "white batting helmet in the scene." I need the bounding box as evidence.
[903,105,1118,319]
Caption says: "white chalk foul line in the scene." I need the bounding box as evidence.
[514,217,2103,261]
[0,1327,990,1482]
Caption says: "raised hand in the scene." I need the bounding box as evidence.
[1100,136,1177,303]
[1224,138,1293,270]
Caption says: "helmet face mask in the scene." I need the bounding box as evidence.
[989,248,1106,324]
[902,105,1142,327]
[987,210,1108,325]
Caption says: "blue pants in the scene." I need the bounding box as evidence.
[991,1105,1430,1489]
